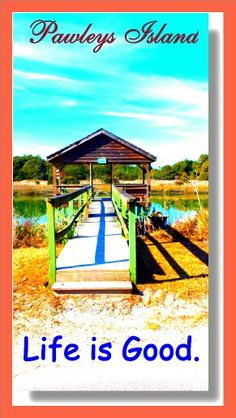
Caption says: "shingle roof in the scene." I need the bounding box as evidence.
[47,128,156,163]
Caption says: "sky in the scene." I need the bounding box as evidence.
[13,13,208,167]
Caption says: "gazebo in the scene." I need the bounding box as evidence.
[46,129,157,291]
[47,128,156,201]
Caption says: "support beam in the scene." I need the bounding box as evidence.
[58,166,61,191]
[145,163,151,198]
[89,163,93,189]
[137,164,146,185]
[111,163,116,199]
[52,165,57,195]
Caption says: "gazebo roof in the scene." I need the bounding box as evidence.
[47,128,156,165]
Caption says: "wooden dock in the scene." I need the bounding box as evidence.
[52,199,132,293]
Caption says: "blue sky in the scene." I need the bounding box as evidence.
[13,13,208,166]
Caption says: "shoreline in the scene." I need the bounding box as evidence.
[13,180,209,196]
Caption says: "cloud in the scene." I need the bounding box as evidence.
[132,75,208,119]
[13,69,91,95]
[13,41,122,76]
[104,111,186,127]
[13,141,58,158]
[141,76,207,106]
[133,134,208,166]
[13,42,70,66]
[58,99,79,107]
[13,69,75,83]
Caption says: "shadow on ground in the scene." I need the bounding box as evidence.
[137,227,208,284]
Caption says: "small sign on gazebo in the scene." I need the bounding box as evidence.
[97,157,107,164]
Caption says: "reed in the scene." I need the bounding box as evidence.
[150,180,208,195]
[152,208,208,242]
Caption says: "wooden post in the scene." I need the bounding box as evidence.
[69,199,74,218]
[52,165,57,195]
[46,200,56,287]
[129,202,136,284]
[146,163,151,198]
[58,166,61,191]
[78,194,82,222]
[89,186,92,200]
[138,164,146,185]
[89,163,93,190]
[122,200,126,219]
[142,167,145,185]
[85,189,89,218]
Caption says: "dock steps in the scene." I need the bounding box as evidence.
[52,280,132,294]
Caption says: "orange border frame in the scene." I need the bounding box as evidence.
[1,0,235,416]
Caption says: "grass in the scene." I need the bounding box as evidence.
[13,181,53,195]
[13,179,208,195]
[151,208,208,242]
[136,209,208,303]
[150,180,208,194]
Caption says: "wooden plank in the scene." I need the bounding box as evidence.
[52,280,132,292]
[56,270,130,282]
[48,185,92,208]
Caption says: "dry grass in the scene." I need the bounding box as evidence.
[13,180,208,195]
[150,180,208,194]
[151,208,208,242]
[13,221,48,248]
[13,181,53,195]
[137,209,208,302]
[173,208,208,241]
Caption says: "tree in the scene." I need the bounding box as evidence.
[199,159,209,180]
[13,155,33,180]
[172,159,193,177]
[151,165,175,180]
[63,165,89,183]
[13,155,48,180]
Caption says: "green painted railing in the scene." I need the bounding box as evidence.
[112,185,137,284]
[46,186,92,287]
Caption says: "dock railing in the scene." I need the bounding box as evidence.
[112,185,137,284]
[46,186,92,287]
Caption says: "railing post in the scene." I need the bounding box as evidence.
[129,202,136,284]
[122,200,126,219]
[85,189,89,218]
[69,199,74,218]
[78,194,82,222]
[46,200,56,287]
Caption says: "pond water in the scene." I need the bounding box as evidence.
[150,195,208,225]
[13,194,208,226]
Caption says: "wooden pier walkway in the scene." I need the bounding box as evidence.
[52,199,132,293]
[46,129,156,294]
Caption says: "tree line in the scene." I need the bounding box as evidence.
[151,154,209,181]
[13,154,208,183]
